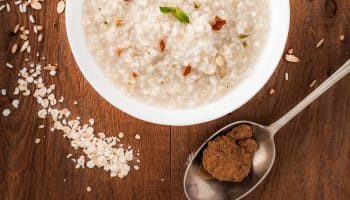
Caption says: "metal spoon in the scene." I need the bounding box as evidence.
[184,58,350,200]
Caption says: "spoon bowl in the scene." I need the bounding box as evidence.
[184,58,350,199]
[184,121,275,200]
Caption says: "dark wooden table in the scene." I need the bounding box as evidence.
[1,0,350,199]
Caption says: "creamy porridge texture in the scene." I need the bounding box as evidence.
[83,0,269,108]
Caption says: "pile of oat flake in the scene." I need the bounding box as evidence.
[0,0,140,179]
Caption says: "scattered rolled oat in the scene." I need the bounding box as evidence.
[86,186,92,192]
[340,34,345,42]
[58,96,64,103]
[287,48,294,55]
[133,165,140,170]
[285,54,300,63]
[2,108,11,117]
[6,3,10,12]
[20,40,29,52]
[1,0,140,180]
[57,1,65,14]
[13,24,20,34]
[12,99,19,108]
[35,138,41,144]
[118,132,125,138]
[269,88,276,95]
[1,89,6,96]
[135,134,141,140]
[6,62,14,69]
[285,72,289,81]
[315,38,324,48]
[29,15,35,24]
[36,25,43,31]
[309,80,317,88]
[30,0,42,10]
[43,64,57,71]
[38,109,47,119]
[49,70,56,76]
[12,44,18,54]
[38,34,43,42]
[97,132,105,138]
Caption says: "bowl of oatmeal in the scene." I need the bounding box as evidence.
[66,0,290,125]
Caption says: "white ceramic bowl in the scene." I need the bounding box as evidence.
[65,1,290,126]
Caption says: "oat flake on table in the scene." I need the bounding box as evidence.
[1,0,140,179]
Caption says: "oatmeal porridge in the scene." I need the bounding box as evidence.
[83,0,269,108]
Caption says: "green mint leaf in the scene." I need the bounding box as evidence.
[160,7,190,24]
[160,7,176,14]
[174,8,190,23]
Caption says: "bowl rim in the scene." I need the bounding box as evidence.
[65,1,290,126]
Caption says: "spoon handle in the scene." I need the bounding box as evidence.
[268,58,350,136]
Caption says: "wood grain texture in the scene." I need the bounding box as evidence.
[1,0,350,199]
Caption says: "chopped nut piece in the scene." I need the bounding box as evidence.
[116,48,123,57]
[211,16,227,31]
[114,16,124,26]
[183,65,192,76]
[159,40,166,52]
